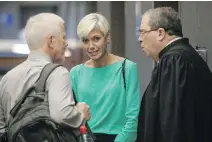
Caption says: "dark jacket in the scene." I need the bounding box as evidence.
[137,38,212,142]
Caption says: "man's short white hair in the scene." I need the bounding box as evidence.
[77,13,110,39]
[25,13,64,50]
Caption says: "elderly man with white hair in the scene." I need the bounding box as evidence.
[0,13,90,137]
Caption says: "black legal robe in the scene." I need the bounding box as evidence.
[137,38,212,142]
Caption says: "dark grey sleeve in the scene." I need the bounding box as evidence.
[46,66,84,128]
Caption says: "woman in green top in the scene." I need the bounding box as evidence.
[69,13,141,142]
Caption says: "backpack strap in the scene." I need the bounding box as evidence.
[122,58,127,89]
[34,63,62,93]
[10,63,61,118]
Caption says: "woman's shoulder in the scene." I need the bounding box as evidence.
[118,56,136,66]
[125,58,137,66]
[122,58,138,73]
[112,54,137,68]
[69,64,83,74]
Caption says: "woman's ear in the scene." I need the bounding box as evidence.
[106,32,111,44]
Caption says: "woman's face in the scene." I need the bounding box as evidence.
[81,29,109,60]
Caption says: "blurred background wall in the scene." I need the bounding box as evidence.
[0,1,211,95]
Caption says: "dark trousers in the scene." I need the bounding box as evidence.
[94,133,117,142]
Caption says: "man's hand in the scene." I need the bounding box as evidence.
[77,102,91,121]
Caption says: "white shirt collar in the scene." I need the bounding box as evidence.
[165,37,182,47]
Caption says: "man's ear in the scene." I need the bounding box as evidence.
[47,35,54,49]
[157,28,166,41]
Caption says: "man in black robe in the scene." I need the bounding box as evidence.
[137,7,212,142]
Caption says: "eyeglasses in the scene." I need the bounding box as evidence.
[139,29,158,37]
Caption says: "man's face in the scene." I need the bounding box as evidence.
[50,23,68,64]
[138,14,158,59]
[81,29,109,60]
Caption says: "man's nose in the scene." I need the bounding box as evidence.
[138,36,142,43]
[138,35,142,42]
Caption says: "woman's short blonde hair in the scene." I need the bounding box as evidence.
[77,13,110,39]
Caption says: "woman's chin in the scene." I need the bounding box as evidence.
[89,54,101,60]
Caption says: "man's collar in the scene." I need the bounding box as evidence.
[27,50,53,63]
[165,37,182,47]
[158,37,189,59]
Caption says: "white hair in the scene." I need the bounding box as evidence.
[77,13,110,39]
[25,13,64,50]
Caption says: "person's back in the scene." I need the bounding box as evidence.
[167,41,212,142]
[0,51,60,133]
[0,55,45,133]
[0,13,91,140]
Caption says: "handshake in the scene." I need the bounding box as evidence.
[76,102,91,121]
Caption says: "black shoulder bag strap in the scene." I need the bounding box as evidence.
[122,58,127,89]
[10,63,61,118]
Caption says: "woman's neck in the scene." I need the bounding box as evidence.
[92,52,111,67]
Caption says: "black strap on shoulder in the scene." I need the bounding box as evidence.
[122,58,127,89]
[72,89,77,103]
[34,63,61,93]
[10,63,61,118]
